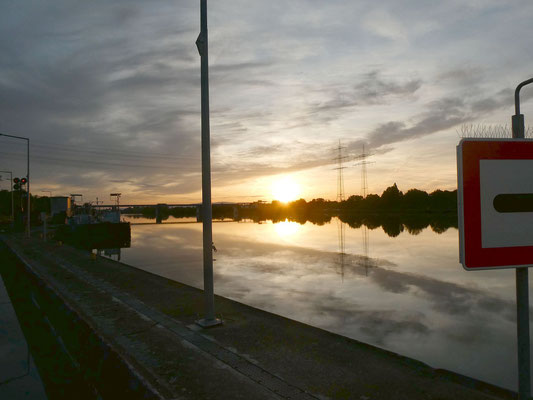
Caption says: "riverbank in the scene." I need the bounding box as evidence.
[0,234,520,399]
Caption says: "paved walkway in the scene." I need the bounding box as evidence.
[1,235,520,399]
[0,271,47,399]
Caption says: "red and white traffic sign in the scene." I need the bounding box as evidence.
[458,138,533,270]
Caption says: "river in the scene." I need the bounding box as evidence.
[113,215,529,391]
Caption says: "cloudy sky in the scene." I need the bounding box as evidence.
[1,0,532,204]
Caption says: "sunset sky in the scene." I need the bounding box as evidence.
[1,1,532,204]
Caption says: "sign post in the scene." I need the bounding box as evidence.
[512,78,533,400]
[457,78,533,399]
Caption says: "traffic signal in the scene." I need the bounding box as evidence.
[13,177,20,184]
[21,177,27,185]
[13,177,20,190]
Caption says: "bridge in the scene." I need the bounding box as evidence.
[89,202,250,224]
[91,203,201,208]
[90,203,250,208]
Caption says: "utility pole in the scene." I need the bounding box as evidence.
[512,77,533,400]
[0,171,14,223]
[195,0,221,328]
[0,133,30,236]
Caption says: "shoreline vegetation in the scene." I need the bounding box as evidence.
[123,184,458,237]
[0,184,458,237]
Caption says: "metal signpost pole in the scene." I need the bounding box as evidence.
[195,0,221,328]
[512,77,533,399]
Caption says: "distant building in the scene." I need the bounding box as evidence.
[50,196,71,217]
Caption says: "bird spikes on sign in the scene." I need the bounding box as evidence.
[457,123,533,139]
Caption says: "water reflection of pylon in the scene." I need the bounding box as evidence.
[337,218,346,280]
[335,219,374,278]
[362,225,370,276]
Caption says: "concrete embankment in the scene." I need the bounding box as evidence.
[0,234,521,399]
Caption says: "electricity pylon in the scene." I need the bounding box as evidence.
[333,140,349,202]
[353,144,374,198]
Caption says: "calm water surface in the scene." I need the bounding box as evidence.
[118,215,530,391]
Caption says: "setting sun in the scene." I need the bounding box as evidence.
[272,176,300,203]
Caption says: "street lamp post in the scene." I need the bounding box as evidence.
[195,0,221,328]
[0,170,14,223]
[0,133,30,237]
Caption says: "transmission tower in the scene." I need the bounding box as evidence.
[353,144,374,198]
[333,140,349,202]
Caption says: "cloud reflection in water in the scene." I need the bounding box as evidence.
[117,218,522,390]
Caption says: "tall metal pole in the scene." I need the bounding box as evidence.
[10,172,13,223]
[512,77,533,400]
[27,138,30,237]
[0,133,30,236]
[0,171,14,222]
[195,0,221,328]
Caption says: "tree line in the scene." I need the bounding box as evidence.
[0,189,50,224]
[0,184,457,230]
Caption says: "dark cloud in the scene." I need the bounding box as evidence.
[308,70,422,121]
[437,66,485,87]
[365,87,519,149]
[211,61,274,74]
[355,71,422,102]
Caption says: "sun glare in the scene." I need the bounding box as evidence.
[274,219,300,237]
[272,176,300,203]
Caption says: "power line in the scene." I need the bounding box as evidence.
[30,141,200,161]
[0,140,200,160]
[0,150,201,171]
[0,141,200,162]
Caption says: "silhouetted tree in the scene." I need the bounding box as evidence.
[402,189,429,211]
[361,194,380,210]
[380,183,403,209]
[429,189,457,212]
[381,216,404,237]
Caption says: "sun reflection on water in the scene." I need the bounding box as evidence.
[274,219,300,238]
